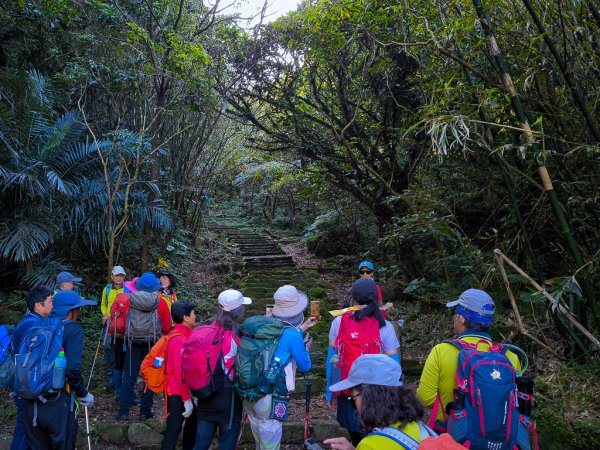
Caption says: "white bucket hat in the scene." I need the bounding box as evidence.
[272,285,308,317]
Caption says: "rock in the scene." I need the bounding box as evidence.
[97,423,129,445]
[128,422,164,446]
[310,420,350,441]
[0,434,12,450]
[75,429,87,448]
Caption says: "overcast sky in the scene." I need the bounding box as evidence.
[223,0,300,25]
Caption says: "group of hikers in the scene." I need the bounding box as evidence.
[1,261,538,450]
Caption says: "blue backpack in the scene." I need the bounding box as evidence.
[0,325,15,388]
[445,339,535,450]
[14,318,64,400]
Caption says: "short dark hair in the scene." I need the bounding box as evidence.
[171,301,195,324]
[25,286,54,312]
[463,317,489,332]
[356,384,425,434]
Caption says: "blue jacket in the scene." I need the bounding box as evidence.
[273,327,311,373]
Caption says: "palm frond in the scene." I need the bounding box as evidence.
[0,219,54,262]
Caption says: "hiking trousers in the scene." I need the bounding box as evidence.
[119,343,154,417]
[161,395,197,450]
[247,394,282,450]
[11,395,27,450]
[24,390,77,450]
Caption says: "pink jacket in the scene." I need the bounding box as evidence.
[166,323,192,401]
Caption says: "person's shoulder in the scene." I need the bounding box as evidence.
[62,320,84,339]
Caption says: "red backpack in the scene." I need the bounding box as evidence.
[335,312,382,394]
[107,293,130,339]
[182,323,232,398]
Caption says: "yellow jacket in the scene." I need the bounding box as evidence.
[416,332,521,422]
[358,421,428,450]
[100,284,127,316]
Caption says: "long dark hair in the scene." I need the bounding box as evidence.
[353,298,386,328]
[213,305,245,337]
[356,384,425,434]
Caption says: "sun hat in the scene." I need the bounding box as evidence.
[446,289,495,325]
[350,278,378,304]
[56,271,82,287]
[156,272,177,289]
[50,290,97,320]
[329,354,403,392]
[272,285,308,318]
[218,289,252,312]
[112,265,126,276]
[135,272,161,293]
[358,261,375,271]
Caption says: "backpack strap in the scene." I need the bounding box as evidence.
[103,284,111,312]
[369,425,420,450]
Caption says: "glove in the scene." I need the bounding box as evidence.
[182,399,193,418]
[78,392,94,408]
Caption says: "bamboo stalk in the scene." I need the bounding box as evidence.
[494,249,600,350]
[521,0,599,142]
[495,252,563,359]
[471,0,600,331]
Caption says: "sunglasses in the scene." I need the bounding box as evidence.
[359,270,373,275]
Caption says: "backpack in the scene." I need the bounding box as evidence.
[126,292,162,346]
[234,316,286,402]
[368,422,437,450]
[0,325,15,388]
[141,331,185,393]
[444,339,535,450]
[419,433,465,449]
[14,318,64,399]
[182,323,232,398]
[106,293,130,340]
[334,312,382,394]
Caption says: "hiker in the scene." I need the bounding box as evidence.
[55,271,82,292]
[157,271,178,311]
[327,278,400,446]
[100,265,129,390]
[245,285,317,450]
[15,289,96,450]
[161,302,198,450]
[416,289,521,434]
[10,286,54,450]
[191,289,252,450]
[357,261,385,309]
[324,354,436,450]
[117,272,172,421]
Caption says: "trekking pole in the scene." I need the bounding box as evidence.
[397,319,405,381]
[84,406,92,450]
[304,377,312,444]
[234,410,248,450]
[87,330,103,390]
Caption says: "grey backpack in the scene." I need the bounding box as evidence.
[126,292,162,346]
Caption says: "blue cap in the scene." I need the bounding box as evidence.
[50,290,97,319]
[56,271,82,287]
[329,354,403,391]
[135,272,161,292]
[358,261,374,271]
[446,289,495,325]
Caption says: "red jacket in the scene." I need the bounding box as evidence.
[166,323,192,400]
[158,298,172,335]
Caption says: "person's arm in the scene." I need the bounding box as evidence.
[282,328,312,373]
[100,286,109,321]
[63,322,88,398]
[158,300,171,335]
[326,344,337,401]
[169,336,191,401]
[416,346,441,409]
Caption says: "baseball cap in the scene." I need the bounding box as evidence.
[112,266,126,276]
[350,278,378,304]
[56,271,82,287]
[358,261,374,271]
[329,354,403,392]
[218,289,252,312]
[446,289,495,325]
